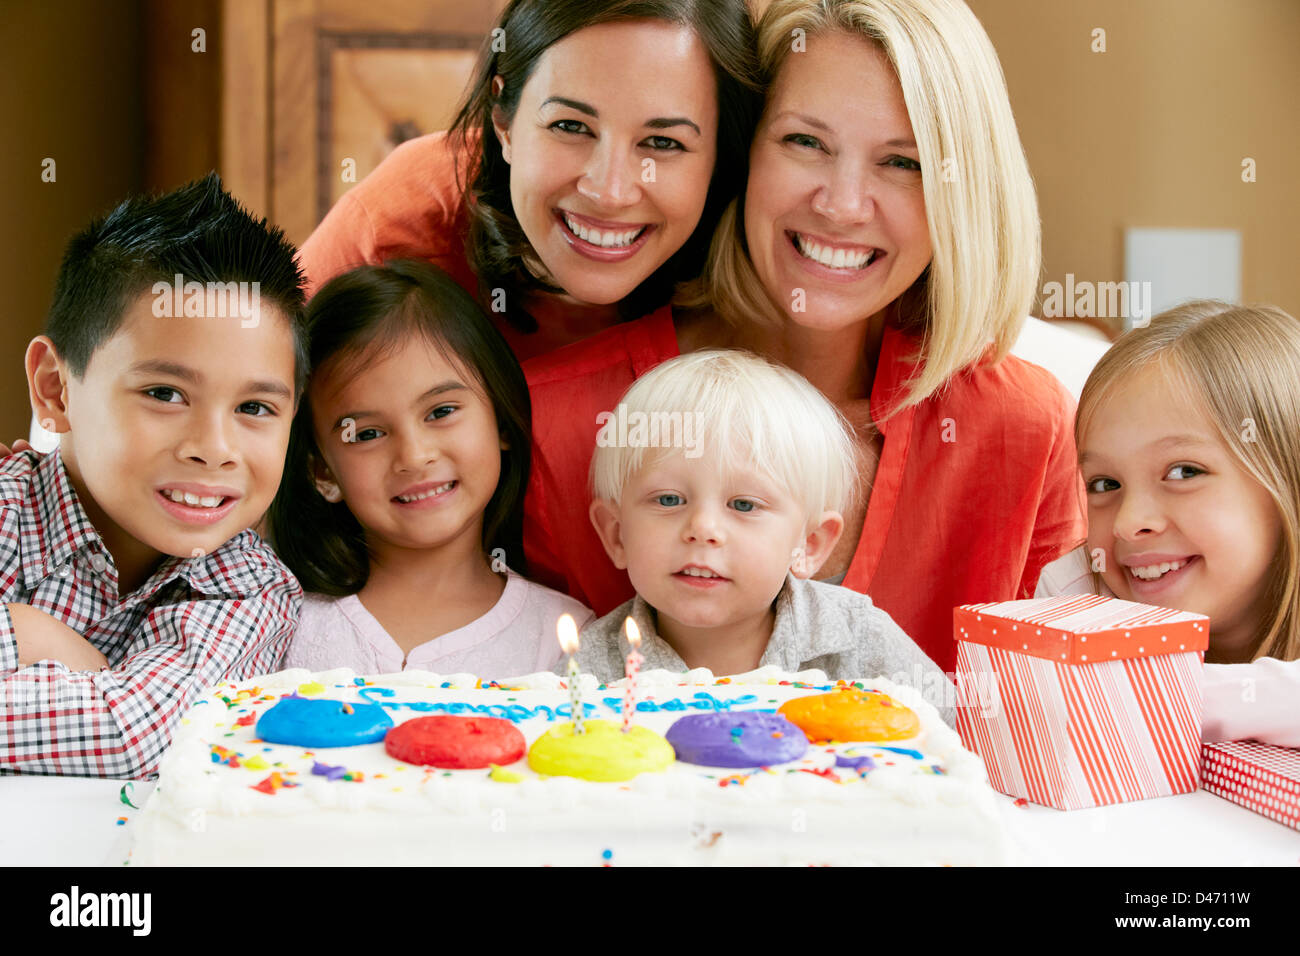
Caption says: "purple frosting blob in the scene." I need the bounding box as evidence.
[834,754,877,771]
[666,712,809,768]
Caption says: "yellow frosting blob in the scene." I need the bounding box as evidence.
[527,719,675,782]
[488,764,522,783]
[779,689,919,742]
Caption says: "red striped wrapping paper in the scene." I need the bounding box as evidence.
[954,595,1209,810]
[1201,741,1300,831]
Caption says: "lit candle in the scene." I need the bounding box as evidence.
[621,618,643,733]
[557,613,584,734]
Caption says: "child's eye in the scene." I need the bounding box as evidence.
[642,135,684,152]
[550,119,590,136]
[729,498,758,513]
[352,427,383,443]
[1165,464,1205,481]
[237,401,274,417]
[1085,476,1120,494]
[145,386,185,404]
[427,405,457,421]
[655,493,683,507]
[783,132,825,152]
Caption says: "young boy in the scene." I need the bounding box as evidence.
[0,173,307,778]
[577,350,954,723]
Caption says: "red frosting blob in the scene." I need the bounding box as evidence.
[384,716,526,769]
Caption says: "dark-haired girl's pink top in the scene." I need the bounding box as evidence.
[521,313,1086,674]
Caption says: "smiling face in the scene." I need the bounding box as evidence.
[308,335,505,562]
[1081,363,1282,660]
[56,290,296,562]
[594,449,815,636]
[744,31,931,330]
[491,19,718,306]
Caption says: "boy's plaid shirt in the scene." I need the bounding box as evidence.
[0,450,301,778]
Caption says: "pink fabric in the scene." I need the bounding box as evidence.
[1202,658,1300,748]
[285,569,593,678]
[1034,545,1114,597]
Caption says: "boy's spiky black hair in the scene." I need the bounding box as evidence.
[45,171,308,393]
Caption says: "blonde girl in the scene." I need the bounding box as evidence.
[1037,300,1300,745]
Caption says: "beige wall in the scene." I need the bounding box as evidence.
[967,0,1300,327]
[0,0,146,444]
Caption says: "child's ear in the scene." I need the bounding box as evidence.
[309,454,344,504]
[25,336,71,434]
[588,498,629,569]
[790,510,846,579]
[490,75,512,164]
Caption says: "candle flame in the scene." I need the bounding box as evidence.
[557,613,580,654]
[624,617,641,648]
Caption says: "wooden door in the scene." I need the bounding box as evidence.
[223,0,507,246]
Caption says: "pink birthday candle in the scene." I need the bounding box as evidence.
[622,618,643,733]
[557,614,584,734]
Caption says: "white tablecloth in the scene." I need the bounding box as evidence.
[2,776,1296,865]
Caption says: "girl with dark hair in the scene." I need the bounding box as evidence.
[268,260,592,675]
[298,0,761,361]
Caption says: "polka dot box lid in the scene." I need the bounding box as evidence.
[955,594,1209,665]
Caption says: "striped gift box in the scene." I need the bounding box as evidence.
[954,595,1209,810]
[1201,741,1300,830]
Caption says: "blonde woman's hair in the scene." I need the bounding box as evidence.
[590,349,858,528]
[677,0,1040,415]
[1076,300,1300,662]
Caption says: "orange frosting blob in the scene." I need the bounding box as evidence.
[778,689,919,742]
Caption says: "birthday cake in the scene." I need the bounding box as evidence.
[129,666,1011,866]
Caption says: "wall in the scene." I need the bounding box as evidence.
[0,0,146,444]
[4,0,1298,448]
[966,0,1300,326]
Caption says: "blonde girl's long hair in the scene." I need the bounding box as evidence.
[1076,300,1300,662]
[676,0,1041,415]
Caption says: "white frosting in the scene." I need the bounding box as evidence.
[130,667,1012,866]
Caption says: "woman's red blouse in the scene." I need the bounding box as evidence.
[522,312,1086,673]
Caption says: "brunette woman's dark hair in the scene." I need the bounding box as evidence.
[267,260,531,595]
[447,0,762,332]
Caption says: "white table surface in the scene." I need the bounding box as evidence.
[2,776,1297,866]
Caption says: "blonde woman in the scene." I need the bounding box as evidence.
[1037,300,1300,746]
[523,0,1085,672]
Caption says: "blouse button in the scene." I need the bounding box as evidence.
[55,563,72,579]
[90,553,108,574]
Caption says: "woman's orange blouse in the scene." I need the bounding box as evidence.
[298,131,617,363]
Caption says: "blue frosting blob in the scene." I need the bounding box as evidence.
[666,712,809,768]
[255,698,394,748]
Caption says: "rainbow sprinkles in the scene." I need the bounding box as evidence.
[129,666,1012,866]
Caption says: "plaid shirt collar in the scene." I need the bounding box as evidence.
[19,449,283,600]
